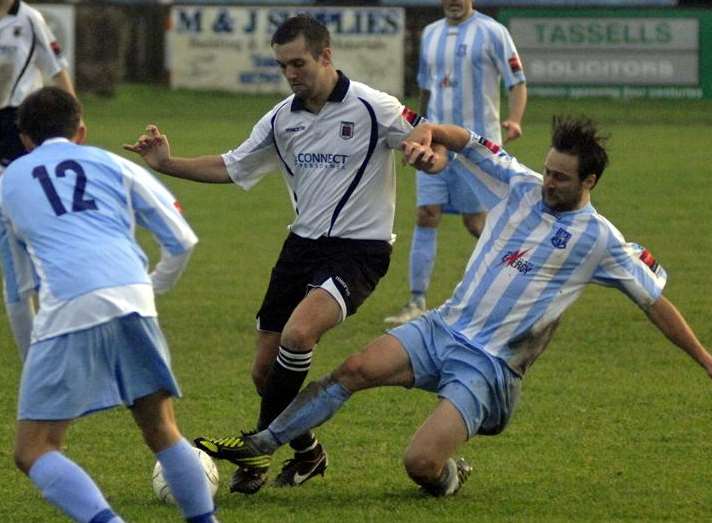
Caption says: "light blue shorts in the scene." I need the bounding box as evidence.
[18,313,181,421]
[388,311,520,438]
[416,161,484,214]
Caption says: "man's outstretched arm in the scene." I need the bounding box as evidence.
[124,125,231,184]
[645,295,712,379]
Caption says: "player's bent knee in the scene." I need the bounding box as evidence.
[403,451,441,483]
[416,206,442,228]
[281,324,318,352]
[335,353,375,390]
[139,419,181,453]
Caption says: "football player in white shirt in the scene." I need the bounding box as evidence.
[1,0,76,356]
[4,87,218,523]
[385,0,527,325]
[125,14,423,495]
[202,116,712,498]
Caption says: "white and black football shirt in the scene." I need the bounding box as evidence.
[222,72,421,242]
[0,0,68,109]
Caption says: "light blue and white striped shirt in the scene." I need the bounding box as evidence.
[0,138,198,342]
[436,133,666,376]
[417,12,526,144]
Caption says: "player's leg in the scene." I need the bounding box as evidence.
[216,333,415,456]
[455,162,487,239]
[251,330,281,395]
[116,313,217,522]
[261,287,341,487]
[257,288,341,430]
[260,236,391,487]
[131,391,217,523]
[15,420,126,522]
[386,169,448,324]
[15,327,129,522]
[402,399,471,496]
[410,203,442,301]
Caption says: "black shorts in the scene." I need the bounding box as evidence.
[257,233,392,332]
[0,107,25,168]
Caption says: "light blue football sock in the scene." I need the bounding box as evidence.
[156,439,215,521]
[409,226,438,296]
[259,376,352,449]
[28,451,124,523]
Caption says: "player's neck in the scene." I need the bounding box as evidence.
[446,10,475,26]
[304,69,339,113]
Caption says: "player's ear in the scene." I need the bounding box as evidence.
[73,120,87,145]
[19,132,36,152]
[583,173,597,190]
[320,47,332,66]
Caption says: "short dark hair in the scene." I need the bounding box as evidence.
[551,116,609,185]
[271,14,330,58]
[17,87,82,144]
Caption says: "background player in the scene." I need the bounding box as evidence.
[3,87,217,523]
[126,15,422,495]
[1,0,76,357]
[385,0,526,324]
[204,117,712,498]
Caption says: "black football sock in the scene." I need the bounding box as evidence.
[257,345,312,431]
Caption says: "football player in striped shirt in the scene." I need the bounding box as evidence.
[206,116,712,498]
[385,0,527,325]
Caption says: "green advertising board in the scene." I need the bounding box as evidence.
[498,9,712,99]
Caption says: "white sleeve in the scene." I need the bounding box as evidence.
[0,199,36,360]
[371,91,422,150]
[28,7,68,78]
[120,156,198,292]
[150,247,192,295]
[222,108,281,190]
[5,296,35,361]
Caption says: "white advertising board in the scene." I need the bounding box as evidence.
[167,6,405,98]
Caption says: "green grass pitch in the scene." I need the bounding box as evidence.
[1,85,711,521]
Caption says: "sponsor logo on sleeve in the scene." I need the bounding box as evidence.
[401,107,422,126]
[50,41,62,56]
[639,248,659,273]
[477,135,500,155]
[508,54,522,73]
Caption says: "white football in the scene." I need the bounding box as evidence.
[152,447,219,504]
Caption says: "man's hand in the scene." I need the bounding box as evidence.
[400,141,447,173]
[404,123,434,148]
[123,125,171,172]
[501,120,522,144]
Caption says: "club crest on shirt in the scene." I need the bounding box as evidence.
[14,25,23,37]
[457,44,467,57]
[339,121,354,140]
[551,227,572,249]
